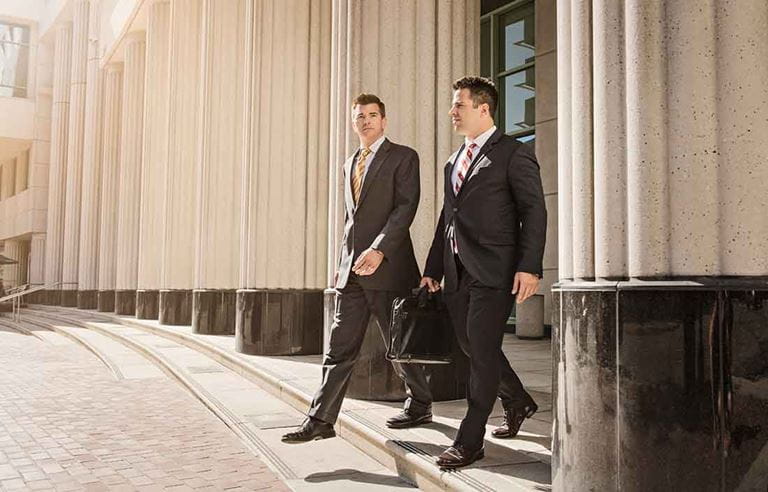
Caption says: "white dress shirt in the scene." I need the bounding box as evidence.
[450,125,497,192]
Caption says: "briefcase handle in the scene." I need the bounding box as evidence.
[411,285,433,309]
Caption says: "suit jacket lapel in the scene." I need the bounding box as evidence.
[357,138,392,207]
[446,144,465,198]
[343,151,357,216]
[457,128,503,199]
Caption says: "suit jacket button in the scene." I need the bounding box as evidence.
[452,207,458,213]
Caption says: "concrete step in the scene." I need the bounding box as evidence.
[5,314,165,382]
[24,305,553,491]
[17,309,413,491]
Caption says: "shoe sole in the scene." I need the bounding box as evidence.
[385,416,433,429]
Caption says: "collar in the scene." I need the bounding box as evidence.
[359,134,386,154]
[464,125,497,151]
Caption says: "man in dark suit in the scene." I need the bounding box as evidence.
[422,77,546,468]
[282,94,433,443]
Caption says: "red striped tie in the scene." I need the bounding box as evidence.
[454,142,478,195]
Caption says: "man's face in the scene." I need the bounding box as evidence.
[449,88,488,137]
[352,103,386,144]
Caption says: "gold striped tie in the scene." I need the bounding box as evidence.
[352,148,372,204]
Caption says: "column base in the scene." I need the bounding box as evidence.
[159,289,192,325]
[60,289,78,307]
[115,290,136,315]
[136,290,159,319]
[236,289,323,356]
[552,279,768,491]
[45,289,62,306]
[77,290,98,309]
[193,289,236,335]
[97,290,115,312]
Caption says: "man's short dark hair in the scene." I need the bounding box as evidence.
[452,76,498,116]
[352,93,386,117]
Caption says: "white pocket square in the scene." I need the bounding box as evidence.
[468,156,492,180]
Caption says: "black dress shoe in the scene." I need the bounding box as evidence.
[386,409,433,429]
[491,401,538,439]
[436,444,485,469]
[281,417,336,443]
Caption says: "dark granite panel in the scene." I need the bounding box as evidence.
[617,290,720,491]
[136,290,159,319]
[236,289,322,356]
[300,291,324,354]
[97,290,115,312]
[45,289,61,306]
[77,290,98,309]
[552,290,618,492]
[114,290,136,315]
[159,290,192,325]
[726,291,768,491]
[192,290,236,335]
[60,290,78,307]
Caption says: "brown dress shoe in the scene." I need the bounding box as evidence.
[281,417,336,443]
[386,409,433,429]
[492,401,538,439]
[436,444,485,469]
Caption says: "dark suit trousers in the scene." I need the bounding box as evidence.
[308,275,433,424]
[444,257,534,451]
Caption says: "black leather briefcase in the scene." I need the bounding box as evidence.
[386,287,453,364]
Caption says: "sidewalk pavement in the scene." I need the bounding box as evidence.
[7,305,553,491]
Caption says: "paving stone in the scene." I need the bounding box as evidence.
[0,325,288,491]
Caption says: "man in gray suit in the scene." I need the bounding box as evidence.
[282,93,433,443]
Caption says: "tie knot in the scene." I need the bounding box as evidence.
[469,142,478,150]
[361,148,372,158]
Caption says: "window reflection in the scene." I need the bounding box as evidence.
[0,22,31,98]
[503,68,535,134]
[502,10,534,70]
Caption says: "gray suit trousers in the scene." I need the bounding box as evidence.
[308,275,433,424]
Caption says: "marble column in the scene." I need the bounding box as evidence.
[554,1,768,489]
[159,0,203,325]
[61,0,90,307]
[137,1,170,320]
[192,0,245,335]
[43,24,72,305]
[77,0,103,309]
[318,0,477,400]
[236,0,330,353]
[97,64,123,312]
[114,34,146,316]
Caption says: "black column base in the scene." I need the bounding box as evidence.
[77,290,98,309]
[136,290,159,319]
[97,290,115,312]
[193,289,236,335]
[44,289,61,305]
[159,289,192,325]
[236,289,323,355]
[552,279,768,491]
[60,290,78,307]
[114,290,136,315]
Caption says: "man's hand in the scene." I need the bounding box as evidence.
[512,272,539,304]
[352,248,384,276]
[420,276,441,293]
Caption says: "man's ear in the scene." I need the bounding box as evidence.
[381,116,388,131]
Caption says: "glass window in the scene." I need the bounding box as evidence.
[480,1,535,139]
[501,8,535,70]
[0,22,31,98]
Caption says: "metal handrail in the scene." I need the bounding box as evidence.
[0,282,61,322]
